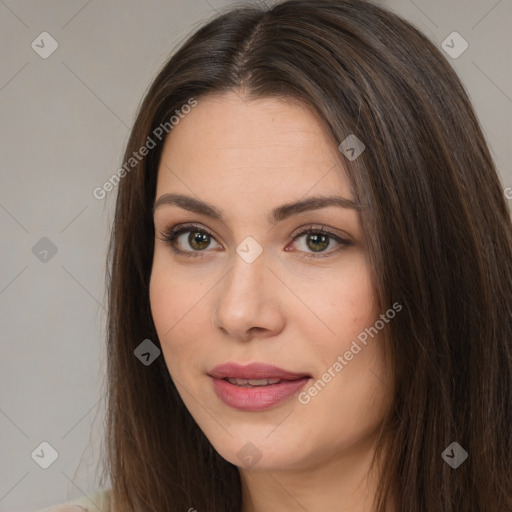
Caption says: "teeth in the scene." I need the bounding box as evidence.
[227,378,282,387]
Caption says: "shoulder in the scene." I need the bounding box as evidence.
[36,489,112,512]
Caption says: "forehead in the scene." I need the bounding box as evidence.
[155,92,352,202]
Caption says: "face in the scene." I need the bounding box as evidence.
[150,91,393,472]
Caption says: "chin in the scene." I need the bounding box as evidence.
[203,425,319,471]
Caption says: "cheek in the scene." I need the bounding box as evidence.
[149,264,205,369]
[302,259,383,396]
[306,258,378,346]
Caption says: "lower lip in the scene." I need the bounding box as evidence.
[210,376,311,411]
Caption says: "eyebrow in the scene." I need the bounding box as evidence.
[153,193,362,223]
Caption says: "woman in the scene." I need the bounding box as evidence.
[41,0,512,510]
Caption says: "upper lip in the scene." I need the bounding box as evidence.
[209,362,311,381]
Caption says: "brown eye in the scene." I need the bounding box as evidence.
[188,231,211,251]
[158,223,222,258]
[289,225,353,258]
[305,233,330,252]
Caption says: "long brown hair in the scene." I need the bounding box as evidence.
[102,0,512,510]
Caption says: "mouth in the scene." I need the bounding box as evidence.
[208,362,312,382]
[208,362,312,411]
[222,377,293,387]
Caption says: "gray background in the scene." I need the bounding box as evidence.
[1,0,510,511]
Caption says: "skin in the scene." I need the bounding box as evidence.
[150,91,394,512]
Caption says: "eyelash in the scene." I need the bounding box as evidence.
[157,222,353,260]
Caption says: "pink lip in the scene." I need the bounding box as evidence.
[209,362,310,380]
[208,362,311,411]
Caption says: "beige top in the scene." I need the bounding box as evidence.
[37,489,111,512]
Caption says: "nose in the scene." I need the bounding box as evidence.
[211,248,285,342]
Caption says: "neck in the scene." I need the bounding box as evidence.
[239,434,395,512]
